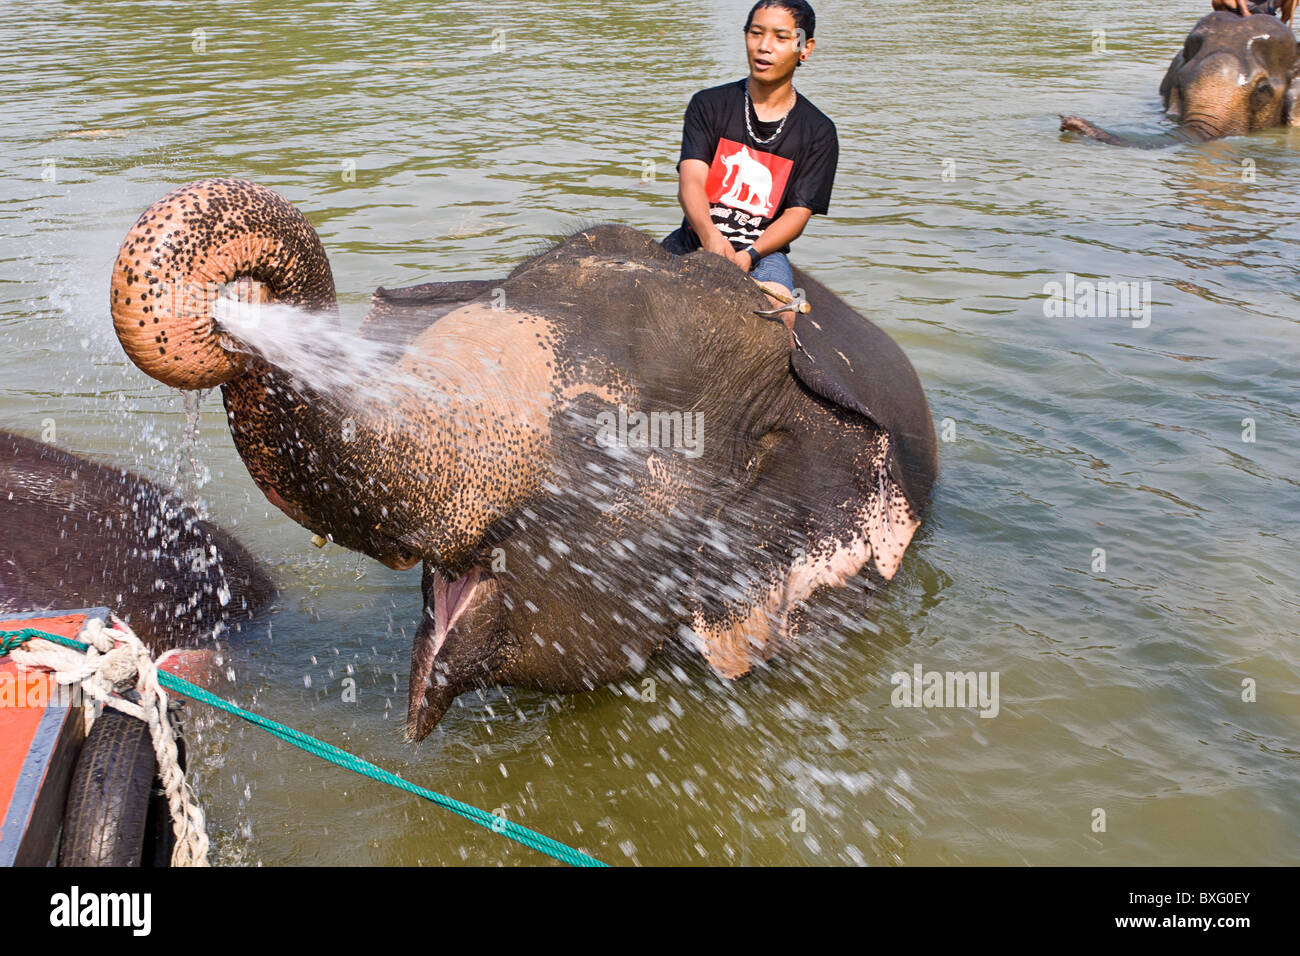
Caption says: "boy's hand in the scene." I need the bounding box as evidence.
[701,232,735,258]
[730,248,753,273]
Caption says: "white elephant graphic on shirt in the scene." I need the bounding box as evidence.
[719,146,774,215]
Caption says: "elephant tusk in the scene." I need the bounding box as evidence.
[311,534,328,548]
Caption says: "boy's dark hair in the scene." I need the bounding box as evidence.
[744,0,815,41]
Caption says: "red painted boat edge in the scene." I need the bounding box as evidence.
[0,608,107,866]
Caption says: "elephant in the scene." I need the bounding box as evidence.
[1060,11,1300,145]
[0,430,275,648]
[108,178,938,740]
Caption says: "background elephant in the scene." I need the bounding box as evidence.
[1060,11,1300,145]
[109,178,937,740]
[0,430,275,647]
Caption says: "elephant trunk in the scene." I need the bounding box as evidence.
[110,178,337,390]
[109,179,427,569]
[111,179,554,577]
[1058,114,1142,147]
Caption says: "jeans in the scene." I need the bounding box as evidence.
[750,250,794,291]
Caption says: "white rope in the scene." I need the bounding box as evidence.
[10,614,210,866]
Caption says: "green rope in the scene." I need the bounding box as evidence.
[0,628,52,657]
[1,627,606,868]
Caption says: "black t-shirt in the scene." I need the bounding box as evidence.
[674,78,838,254]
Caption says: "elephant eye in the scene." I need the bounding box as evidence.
[1252,77,1274,104]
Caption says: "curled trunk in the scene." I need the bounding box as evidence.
[111,179,552,574]
[109,180,426,569]
[110,178,337,390]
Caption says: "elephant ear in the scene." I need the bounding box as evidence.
[686,403,923,681]
[1288,42,1300,125]
[786,266,939,515]
[1159,49,1186,110]
[358,279,502,355]
[686,270,937,679]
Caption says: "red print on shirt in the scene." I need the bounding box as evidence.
[704,138,793,219]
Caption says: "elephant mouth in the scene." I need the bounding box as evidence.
[258,484,419,571]
[1180,113,1227,140]
[405,567,485,742]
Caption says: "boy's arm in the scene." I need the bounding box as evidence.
[678,159,735,257]
[678,162,814,269]
[741,124,836,270]
[747,207,813,261]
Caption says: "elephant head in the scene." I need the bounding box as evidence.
[1161,11,1300,137]
[110,178,938,740]
[1061,11,1300,145]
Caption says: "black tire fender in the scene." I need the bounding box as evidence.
[58,708,172,866]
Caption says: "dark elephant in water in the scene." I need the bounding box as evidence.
[1061,11,1300,145]
[0,431,274,647]
[108,178,938,740]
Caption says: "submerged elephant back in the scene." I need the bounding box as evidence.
[0,430,274,647]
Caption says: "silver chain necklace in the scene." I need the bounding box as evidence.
[744,81,796,145]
